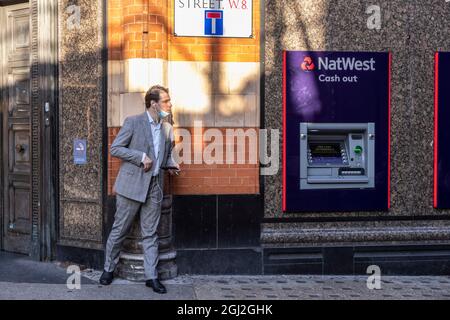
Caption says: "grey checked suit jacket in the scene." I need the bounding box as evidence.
[111,112,177,203]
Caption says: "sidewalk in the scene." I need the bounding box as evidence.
[1,252,450,300]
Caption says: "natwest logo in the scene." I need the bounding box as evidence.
[301,56,315,71]
[317,57,376,71]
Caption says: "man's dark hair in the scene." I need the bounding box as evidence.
[145,85,169,109]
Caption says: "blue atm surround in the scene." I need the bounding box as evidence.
[435,52,450,209]
[282,51,391,213]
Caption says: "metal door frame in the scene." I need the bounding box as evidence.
[29,0,59,261]
[0,5,5,252]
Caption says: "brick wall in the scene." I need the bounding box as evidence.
[167,0,260,62]
[107,0,261,196]
[108,0,260,61]
[109,0,168,60]
[108,127,260,195]
[107,127,122,195]
[108,0,123,60]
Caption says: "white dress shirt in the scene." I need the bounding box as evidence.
[142,111,162,176]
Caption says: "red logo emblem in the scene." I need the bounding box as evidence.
[301,56,315,71]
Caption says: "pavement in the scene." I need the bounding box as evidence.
[1,251,450,300]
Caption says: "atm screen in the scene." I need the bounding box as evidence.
[309,143,341,158]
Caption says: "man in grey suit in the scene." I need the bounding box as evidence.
[99,85,179,294]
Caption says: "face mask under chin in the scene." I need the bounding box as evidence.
[151,104,170,119]
[158,110,170,118]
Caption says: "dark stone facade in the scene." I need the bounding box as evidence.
[57,0,106,251]
[263,0,450,244]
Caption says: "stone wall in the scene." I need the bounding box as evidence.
[58,0,105,249]
[265,0,450,219]
[263,0,450,244]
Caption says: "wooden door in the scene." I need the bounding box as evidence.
[1,2,31,254]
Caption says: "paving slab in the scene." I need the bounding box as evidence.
[2,252,450,300]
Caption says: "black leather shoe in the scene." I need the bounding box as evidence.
[145,279,167,294]
[99,271,114,285]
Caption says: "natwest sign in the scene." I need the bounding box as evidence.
[317,57,376,71]
[299,54,379,84]
[302,56,377,72]
[174,0,253,38]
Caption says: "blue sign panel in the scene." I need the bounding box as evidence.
[435,52,450,208]
[74,139,87,165]
[204,10,223,36]
[283,51,391,213]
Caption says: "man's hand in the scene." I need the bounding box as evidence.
[168,168,180,176]
[142,155,153,172]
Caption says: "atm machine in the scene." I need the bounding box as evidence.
[300,123,375,190]
[283,50,390,212]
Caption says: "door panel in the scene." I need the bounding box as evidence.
[1,2,31,255]
[9,122,30,173]
[9,181,30,232]
[9,67,31,117]
[6,6,29,62]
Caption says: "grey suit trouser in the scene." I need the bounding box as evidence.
[104,175,163,280]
